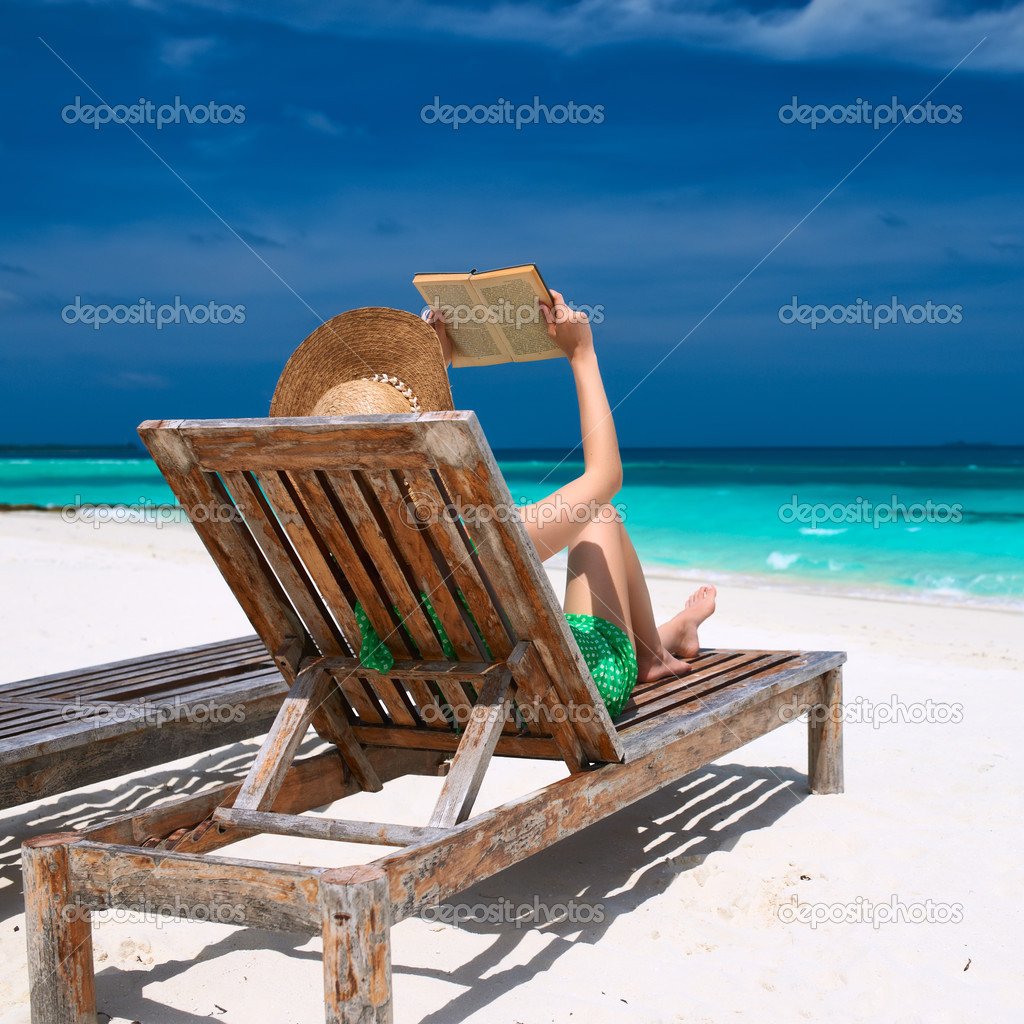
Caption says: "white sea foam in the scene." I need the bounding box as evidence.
[767,551,800,570]
[798,527,847,536]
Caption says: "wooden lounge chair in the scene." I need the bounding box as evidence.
[22,412,845,1023]
[0,636,286,810]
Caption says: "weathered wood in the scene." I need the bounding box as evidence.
[395,466,514,660]
[364,467,483,659]
[68,841,323,933]
[0,633,286,810]
[233,662,334,811]
[287,470,412,659]
[618,651,847,761]
[507,640,584,771]
[213,808,450,847]
[428,658,519,827]
[318,657,514,682]
[320,865,393,1024]
[254,470,362,647]
[324,471,446,660]
[380,675,826,921]
[80,746,449,851]
[309,677,384,794]
[352,725,560,759]
[137,422,308,681]
[180,415,437,472]
[808,667,844,794]
[22,833,98,1024]
[220,469,348,658]
[423,418,624,765]
[234,662,381,812]
[0,634,270,703]
[1,682,285,809]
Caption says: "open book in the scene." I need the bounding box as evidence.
[413,264,563,368]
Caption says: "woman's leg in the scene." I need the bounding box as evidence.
[617,524,716,661]
[563,512,633,637]
[564,509,693,682]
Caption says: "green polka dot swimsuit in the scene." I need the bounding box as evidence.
[354,599,638,719]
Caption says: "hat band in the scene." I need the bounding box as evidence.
[361,374,422,413]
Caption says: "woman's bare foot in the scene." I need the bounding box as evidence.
[657,585,717,660]
[636,648,693,684]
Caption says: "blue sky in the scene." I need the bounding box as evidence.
[1,0,1022,447]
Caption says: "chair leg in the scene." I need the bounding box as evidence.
[22,833,98,1024]
[320,865,393,1024]
[808,667,844,794]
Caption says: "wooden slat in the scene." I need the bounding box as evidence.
[251,470,361,648]
[287,470,413,662]
[323,472,446,660]
[68,841,323,934]
[507,643,584,772]
[328,668,387,726]
[617,654,801,728]
[0,635,269,700]
[212,808,449,847]
[137,423,309,683]
[318,658,510,681]
[308,677,383,794]
[618,652,847,760]
[362,677,418,728]
[398,467,514,660]
[233,663,335,811]
[624,651,746,707]
[180,416,436,472]
[363,468,483,660]
[220,470,347,658]
[352,725,560,759]
[428,665,517,828]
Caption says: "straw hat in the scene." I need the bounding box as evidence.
[269,307,453,417]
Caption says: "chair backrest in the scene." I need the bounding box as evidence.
[138,412,624,767]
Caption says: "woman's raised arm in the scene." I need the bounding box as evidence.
[518,290,623,561]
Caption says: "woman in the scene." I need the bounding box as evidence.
[270,297,717,718]
[428,290,716,713]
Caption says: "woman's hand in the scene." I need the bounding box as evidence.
[425,308,453,368]
[540,289,593,363]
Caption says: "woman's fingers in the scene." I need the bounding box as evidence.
[540,300,557,338]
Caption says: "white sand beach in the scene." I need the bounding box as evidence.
[0,511,1021,1023]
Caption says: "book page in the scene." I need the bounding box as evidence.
[413,276,507,367]
[474,276,562,361]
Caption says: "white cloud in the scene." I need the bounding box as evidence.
[158,35,219,69]
[285,107,350,136]
[136,0,1024,73]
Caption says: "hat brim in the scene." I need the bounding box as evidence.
[270,307,454,417]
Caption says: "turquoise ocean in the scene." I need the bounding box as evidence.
[2,445,1022,610]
